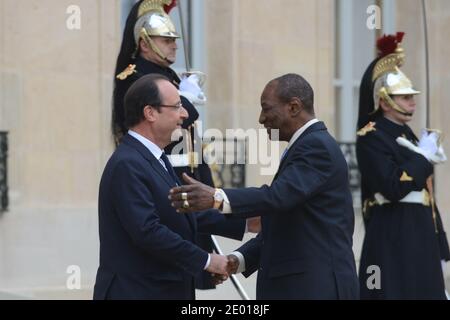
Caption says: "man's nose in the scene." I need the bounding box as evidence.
[180,106,188,119]
[259,113,265,124]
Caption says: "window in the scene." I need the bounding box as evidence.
[334,0,396,207]
[334,0,396,142]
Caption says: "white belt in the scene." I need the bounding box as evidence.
[373,189,430,206]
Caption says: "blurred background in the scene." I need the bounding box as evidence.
[0,0,449,299]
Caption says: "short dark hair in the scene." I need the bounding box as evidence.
[124,73,168,128]
[272,73,315,114]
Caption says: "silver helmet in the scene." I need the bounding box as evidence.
[372,34,420,115]
[133,0,180,61]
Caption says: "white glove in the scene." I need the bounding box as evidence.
[418,129,439,155]
[435,145,448,163]
[396,137,447,165]
[419,129,447,163]
[179,74,207,105]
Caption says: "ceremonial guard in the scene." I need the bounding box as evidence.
[356,32,450,299]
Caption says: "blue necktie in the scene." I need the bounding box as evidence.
[160,153,180,185]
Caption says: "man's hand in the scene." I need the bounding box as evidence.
[227,254,240,274]
[169,173,215,213]
[179,74,206,105]
[211,273,228,285]
[418,130,439,153]
[206,253,229,276]
[211,254,240,285]
[246,217,261,233]
[396,137,447,164]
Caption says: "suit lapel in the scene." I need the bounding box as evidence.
[123,134,196,232]
[123,134,176,188]
[149,161,178,188]
[273,122,327,180]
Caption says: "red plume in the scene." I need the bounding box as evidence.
[376,32,405,57]
[396,31,405,43]
[164,0,177,14]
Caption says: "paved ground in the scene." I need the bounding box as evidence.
[195,212,366,300]
[1,211,449,300]
[0,292,29,300]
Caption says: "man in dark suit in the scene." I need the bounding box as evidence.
[169,73,359,299]
[94,74,246,300]
[112,0,256,290]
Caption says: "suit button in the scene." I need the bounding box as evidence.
[260,267,263,271]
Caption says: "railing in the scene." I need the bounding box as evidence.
[339,142,361,208]
[206,138,249,298]
[210,236,250,300]
[207,138,246,189]
[0,131,8,212]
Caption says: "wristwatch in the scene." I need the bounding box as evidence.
[213,189,224,209]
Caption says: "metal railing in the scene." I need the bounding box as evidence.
[211,236,250,300]
[208,138,249,299]
[207,138,246,189]
[0,131,8,212]
[339,142,361,208]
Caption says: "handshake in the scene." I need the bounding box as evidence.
[206,254,240,285]
[397,129,447,165]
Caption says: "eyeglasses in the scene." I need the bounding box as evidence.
[157,102,183,110]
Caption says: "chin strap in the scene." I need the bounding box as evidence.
[379,87,413,116]
[140,28,174,64]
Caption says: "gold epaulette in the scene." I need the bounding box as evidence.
[116,64,137,80]
[357,122,377,137]
[400,171,413,182]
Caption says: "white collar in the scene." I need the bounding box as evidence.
[286,119,319,150]
[128,130,164,160]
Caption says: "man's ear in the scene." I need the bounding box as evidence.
[289,97,302,116]
[139,38,150,54]
[143,105,157,122]
[379,98,390,112]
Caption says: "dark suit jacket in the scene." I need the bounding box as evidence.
[93,134,245,300]
[225,122,359,300]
